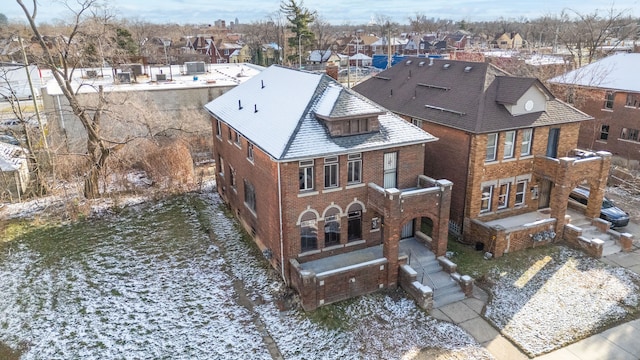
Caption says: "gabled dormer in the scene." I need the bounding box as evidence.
[314,83,383,137]
[495,77,553,116]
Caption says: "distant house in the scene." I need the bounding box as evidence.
[205,65,456,311]
[345,34,379,58]
[229,44,252,63]
[548,53,640,162]
[495,32,523,49]
[445,30,471,50]
[370,37,407,55]
[355,58,612,257]
[307,48,332,64]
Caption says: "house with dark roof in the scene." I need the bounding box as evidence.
[354,58,613,257]
[204,65,470,311]
[548,53,640,162]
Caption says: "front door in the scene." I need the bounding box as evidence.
[383,152,397,188]
[546,128,560,158]
[401,220,414,239]
[538,179,552,209]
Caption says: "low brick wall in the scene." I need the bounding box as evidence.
[290,258,389,311]
[563,224,604,258]
[467,218,557,257]
[399,265,433,311]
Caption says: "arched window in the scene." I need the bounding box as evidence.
[300,211,318,252]
[324,208,341,247]
[347,203,363,242]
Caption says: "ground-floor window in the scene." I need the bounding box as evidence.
[515,180,526,206]
[300,212,318,252]
[481,185,493,213]
[347,210,362,241]
[324,214,340,246]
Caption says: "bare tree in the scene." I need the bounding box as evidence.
[16,0,132,198]
[555,6,635,67]
[310,15,334,63]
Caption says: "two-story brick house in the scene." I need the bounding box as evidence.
[204,65,454,310]
[354,58,612,256]
[548,53,640,162]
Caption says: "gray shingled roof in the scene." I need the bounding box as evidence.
[204,65,436,161]
[354,58,592,134]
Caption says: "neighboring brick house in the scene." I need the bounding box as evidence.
[354,58,612,256]
[345,34,379,57]
[548,53,640,162]
[204,65,453,310]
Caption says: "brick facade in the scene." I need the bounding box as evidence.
[213,119,454,310]
[549,84,640,162]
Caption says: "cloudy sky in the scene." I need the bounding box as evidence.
[4,0,639,25]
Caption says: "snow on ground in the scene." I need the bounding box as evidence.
[484,247,640,356]
[0,189,492,359]
[201,192,492,359]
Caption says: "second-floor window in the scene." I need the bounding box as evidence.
[604,91,614,110]
[247,143,254,161]
[299,160,314,191]
[347,153,362,184]
[504,131,515,159]
[620,128,639,142]
[600,125,610,140]
[234,132,241,146]
[215,120,222,137]
[520,129,533,156]
[324,156,339,188]
[412,118,423,128]
[626,93,639,108]
[486,133,498,162]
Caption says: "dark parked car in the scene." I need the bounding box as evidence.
[569,187,629,228]
[0,134,19,146]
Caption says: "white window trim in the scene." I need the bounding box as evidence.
[486,133,498,162]
[504,131,515,159]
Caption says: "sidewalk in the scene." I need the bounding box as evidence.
[434,245,640,360]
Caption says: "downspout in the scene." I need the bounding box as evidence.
[277,162,286,284]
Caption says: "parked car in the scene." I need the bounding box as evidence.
[569,187,629,228]
[0,134,20,145]
[0,119,24,133]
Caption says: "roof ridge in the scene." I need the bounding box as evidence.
[280,73,330,159]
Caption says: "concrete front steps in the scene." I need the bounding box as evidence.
[407,251,467,309]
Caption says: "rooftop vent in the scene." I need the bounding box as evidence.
[406,60,412,65]
[443,63,451,69]
[418,61,425,66]
[464,66,473,72]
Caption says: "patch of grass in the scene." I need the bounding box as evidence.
[306,297,358,331]
[447,241,563,281]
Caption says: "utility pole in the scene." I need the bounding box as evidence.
[18,36,49,153]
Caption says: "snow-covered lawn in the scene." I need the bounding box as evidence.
[0,190,492,359]
[484,247,640,357]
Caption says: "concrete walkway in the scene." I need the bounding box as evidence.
[434,242,640,360]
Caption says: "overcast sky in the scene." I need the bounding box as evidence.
[4,0,639,26]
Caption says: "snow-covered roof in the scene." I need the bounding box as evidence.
[43,63,264,96]
[548,53,640,93]
[350,53,372,60]
[0,142,27,172]
[204,65,436,161]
